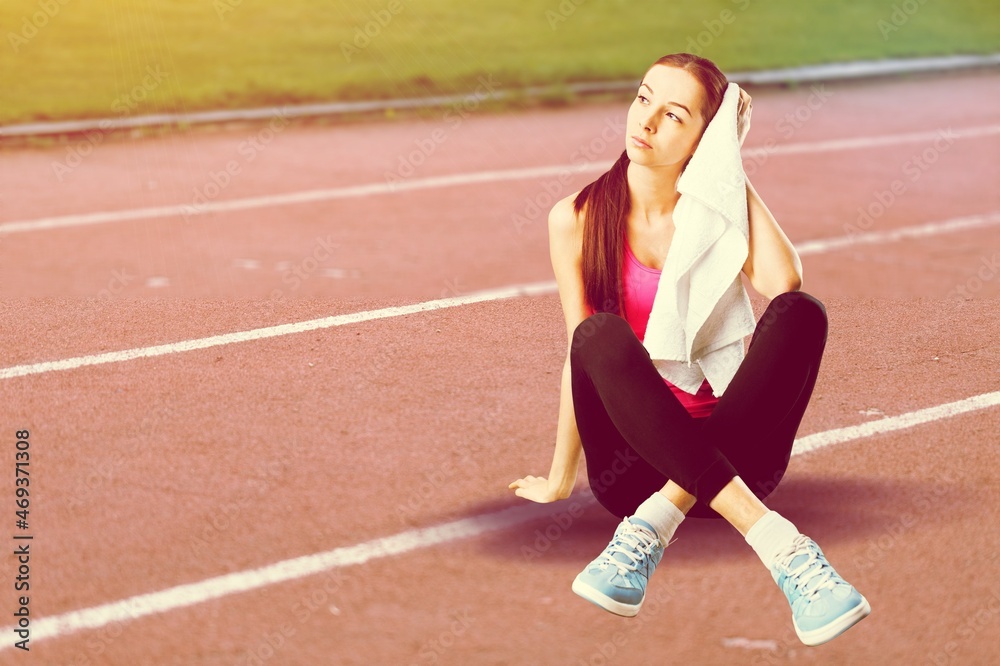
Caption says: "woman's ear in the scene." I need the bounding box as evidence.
[736,87,753,146]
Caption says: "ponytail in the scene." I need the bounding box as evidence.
[574,150,631,317]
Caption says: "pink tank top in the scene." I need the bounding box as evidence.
[586,235,719,419]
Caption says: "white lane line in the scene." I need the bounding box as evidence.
[1,125,997,235]
[2,211,997,381]
[795,211,1000,255]
[0,165,585,235]
[0,281,557,380]
[792,391,1000,456]
[3,390,998,650]
[756,125,998,157]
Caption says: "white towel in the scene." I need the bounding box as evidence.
[642,81,756,398]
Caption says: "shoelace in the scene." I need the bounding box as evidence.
[775,535,841,603]
[596,519,662,576]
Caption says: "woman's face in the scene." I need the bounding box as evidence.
[625,64,708,168]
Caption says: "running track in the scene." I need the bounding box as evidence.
[1,69,999,665]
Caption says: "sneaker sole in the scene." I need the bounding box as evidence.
[571,575,642,617]
[795,595,871,647]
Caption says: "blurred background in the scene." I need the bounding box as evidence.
[0,0,997,299]
[1,0,997,124]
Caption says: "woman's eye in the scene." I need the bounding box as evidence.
[667,113,680,122]
[637,94,647,103]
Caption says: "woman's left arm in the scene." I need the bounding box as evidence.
[742,176,803,299]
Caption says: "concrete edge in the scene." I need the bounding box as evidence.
[3,53,998,139]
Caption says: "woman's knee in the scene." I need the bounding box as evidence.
[764,290,828,331]
[570,312,634,364]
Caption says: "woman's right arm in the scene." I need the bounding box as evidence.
[509,191,590,503]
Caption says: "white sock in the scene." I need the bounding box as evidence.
[632,491,685,543]
[745,510,802,568]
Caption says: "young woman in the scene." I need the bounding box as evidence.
[508,53,870,647]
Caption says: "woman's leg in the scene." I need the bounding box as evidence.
[702,291,829,525]
[571,291,827,518]
[570,318,696,518]
[570,313,727,503]
[663,290,830,529]
[571,292,869,643]
[569,312,708,616]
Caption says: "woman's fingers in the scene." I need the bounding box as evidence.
[508,475,545,490]
[508,475,537,489]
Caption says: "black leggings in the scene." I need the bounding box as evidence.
[570,291,828,519]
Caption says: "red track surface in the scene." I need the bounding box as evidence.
[1,69,999,665]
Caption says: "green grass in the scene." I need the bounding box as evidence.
[1,0,997,125]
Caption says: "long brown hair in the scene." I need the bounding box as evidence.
[574,53,728,317]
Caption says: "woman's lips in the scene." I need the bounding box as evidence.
[631,136,652,149]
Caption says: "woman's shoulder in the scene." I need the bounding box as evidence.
[548,189,585,237]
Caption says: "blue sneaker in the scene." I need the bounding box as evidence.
[571,517,664,617]
[771,534,871,646]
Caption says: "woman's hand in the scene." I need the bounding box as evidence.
[508,475,569,504]
[736,86,752,147]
